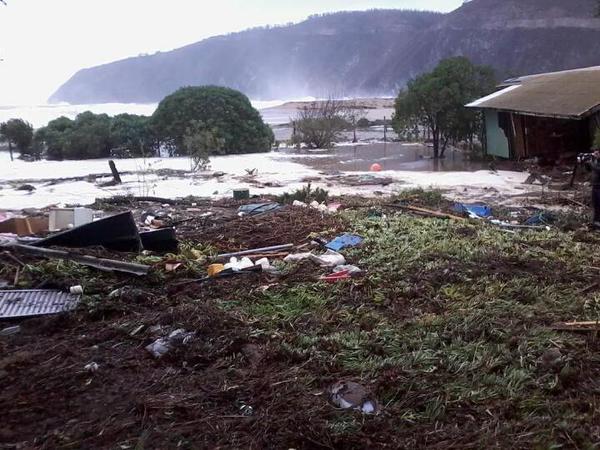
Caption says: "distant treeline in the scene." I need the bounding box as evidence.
[1,86,274,161]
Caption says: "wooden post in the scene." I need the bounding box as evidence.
[108,160,122,184]
[383,116,387,143]
[8,141,13,162]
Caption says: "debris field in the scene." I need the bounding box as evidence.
[1,192,600,449]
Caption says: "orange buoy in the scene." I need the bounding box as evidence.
[370,163,383,172]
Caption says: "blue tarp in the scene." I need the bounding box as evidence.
[453,203,492,218]
[325,234,364,251]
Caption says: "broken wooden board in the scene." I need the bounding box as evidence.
[551,321,600,332]
[0,217,49,237]
[393,205,466,221]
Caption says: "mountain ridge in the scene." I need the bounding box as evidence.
[50,0,600,104]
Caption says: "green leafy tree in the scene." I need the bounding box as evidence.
[37,113,155,160]
[35,116,74,160]
[393,57,496,158]
[151,86,274,156]
[110,114,154,157]
[64,112,113,159]
[0,118,34,161]
[184,120,224,171]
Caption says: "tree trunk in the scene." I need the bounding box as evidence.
[440,137,449,158]
[432,129,440,159]
[8,141,13,162]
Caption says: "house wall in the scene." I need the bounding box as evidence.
[484,110,510,158]
[521,115,591,160]
[484,109,596,160]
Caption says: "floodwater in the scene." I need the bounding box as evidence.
[272,125,399,142]
[0,142,530,211]
[284,142,489,172]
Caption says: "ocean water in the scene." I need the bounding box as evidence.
[0,100,291,128]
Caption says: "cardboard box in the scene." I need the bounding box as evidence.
[0,217,49,236]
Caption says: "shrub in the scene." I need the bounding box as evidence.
[292,99,350,149]
[357,117,370,128]
[278,183,329,204]
[184,120,224,171]
[151,86,274,156]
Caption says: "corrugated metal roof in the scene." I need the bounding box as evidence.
[466,66,600,119]
[0,290,80,319]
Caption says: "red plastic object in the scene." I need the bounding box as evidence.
[320,270,352,283]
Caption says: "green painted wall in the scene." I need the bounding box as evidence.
[485,110,510,158]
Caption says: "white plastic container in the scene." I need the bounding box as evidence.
[49,208,94,231]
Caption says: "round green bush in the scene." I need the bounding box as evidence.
[151,86,274,155]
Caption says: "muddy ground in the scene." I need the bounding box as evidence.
[1,192,600,449]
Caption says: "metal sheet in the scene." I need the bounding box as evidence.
[0,290,80,319]
[467,66,600,119]
[0,236,18,247]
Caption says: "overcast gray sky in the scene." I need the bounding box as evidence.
[0,0,463,105]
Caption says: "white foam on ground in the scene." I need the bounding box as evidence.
[0,150,535,210]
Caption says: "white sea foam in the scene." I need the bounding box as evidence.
[0,99,295,128]
[0,150,533,210]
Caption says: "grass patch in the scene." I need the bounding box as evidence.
[392,187,446,209]
[221,210,600,446]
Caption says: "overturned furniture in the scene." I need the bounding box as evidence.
[34,212,142,252]
[32,211,178,253]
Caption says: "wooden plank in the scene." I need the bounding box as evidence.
[393,205,466,221]
[551,321,600,332]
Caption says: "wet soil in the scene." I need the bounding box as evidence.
[0,196,598,449]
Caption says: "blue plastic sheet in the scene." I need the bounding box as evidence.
[453,203,492,218]
[325,234,364,251]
